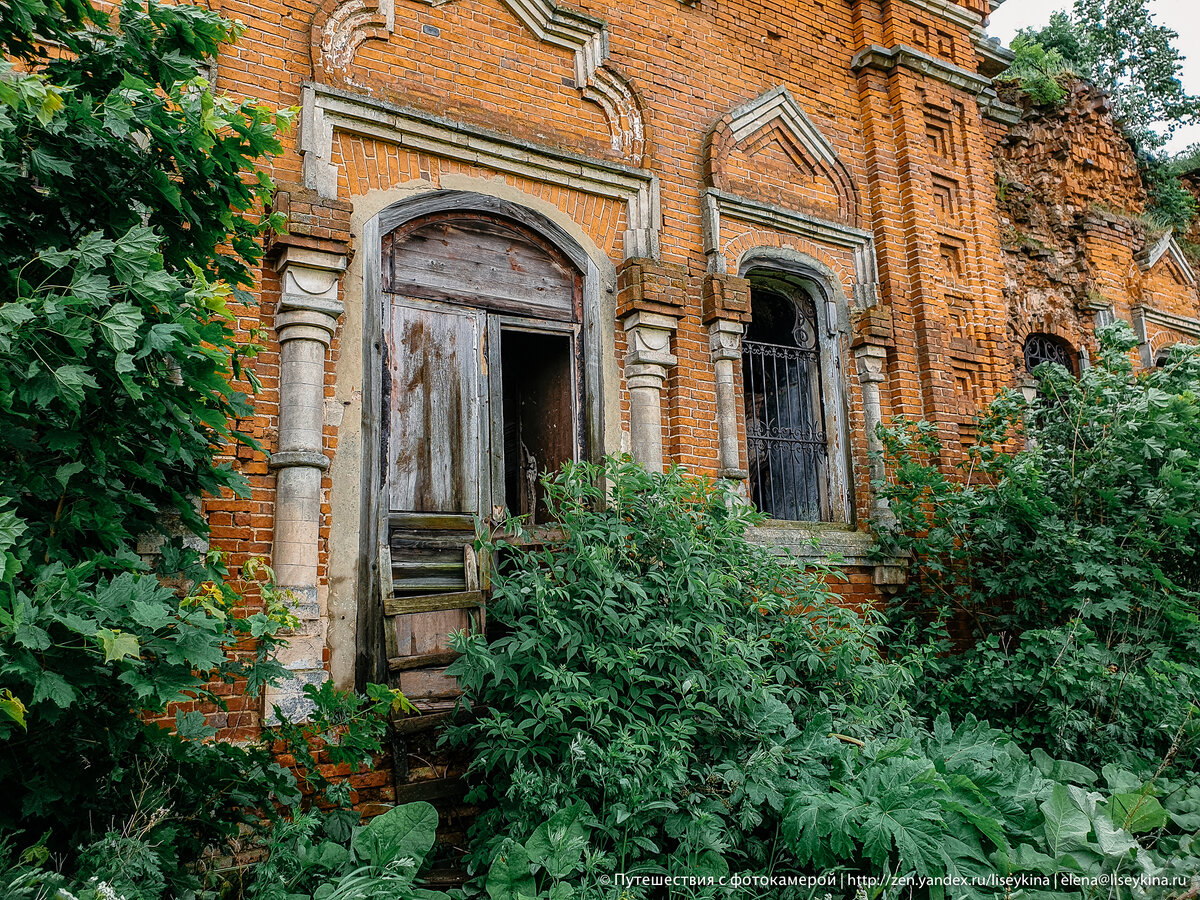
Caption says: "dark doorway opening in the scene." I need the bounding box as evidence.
[500,329,575,523]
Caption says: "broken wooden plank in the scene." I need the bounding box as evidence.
[384,590,485,616]
[388,649,462,672]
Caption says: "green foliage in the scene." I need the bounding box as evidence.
[1144,164,1199,234]
[1002,36,1072,106]
[1,802,448,900]
[0,0,322,892]
[264,680,419,826]
[449,458,1194,898]
[448,458,884,882]
[1015,0,1200,153]
[877,322,1200,775]
[245,802,449,900]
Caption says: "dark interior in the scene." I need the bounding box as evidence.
[500,329,574,523]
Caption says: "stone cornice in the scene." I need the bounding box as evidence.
[896,0,983,30]
[702,187,880,308]
[300,82,661,259]
[1133,305,1200,340]
[851,43,1020,124]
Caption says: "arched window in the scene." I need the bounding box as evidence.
[1024,333,1075,375]
[742,273,831,522]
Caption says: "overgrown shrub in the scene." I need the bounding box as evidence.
[448,458,880,882]
[0,0,406,893]
[877,322,1200,776]
[1001,36,1073,106]
[448,458,1196,899]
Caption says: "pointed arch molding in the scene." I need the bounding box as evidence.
[312,0,646,160]
[704,86,859,227]
[1137,229,1197,286]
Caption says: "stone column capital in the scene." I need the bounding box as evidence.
[854,343,889,383]
[708,319,744,361]
[622,311,678,370]
[274,247,348,347]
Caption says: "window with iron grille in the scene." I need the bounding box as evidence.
[742,275,831,522]
[1024,332,1075,374]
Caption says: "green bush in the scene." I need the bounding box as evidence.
[877,322,1200,775]
[1000,36,1073,106]
[447,458,879,882]
[447,458,1193,899]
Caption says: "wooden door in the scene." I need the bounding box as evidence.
[382,298,487,710]
[385,299,488,517]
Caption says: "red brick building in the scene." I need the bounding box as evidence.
[202,0,1200,766]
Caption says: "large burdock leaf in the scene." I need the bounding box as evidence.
[524,802,589,879]
[354,801,438,869]
[1041,783,1092,858]
[1106,793,1170,834]
[486,839,536,900]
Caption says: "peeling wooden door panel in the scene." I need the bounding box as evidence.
[383,216,577,322]
[386,301,486,515]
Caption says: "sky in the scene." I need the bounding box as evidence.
[987,0,1200,154]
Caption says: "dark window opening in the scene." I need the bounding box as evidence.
[1024,333,1075,375]
[742,275,830,522]
[501,329,575,524]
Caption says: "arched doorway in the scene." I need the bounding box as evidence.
[381,210,585,526]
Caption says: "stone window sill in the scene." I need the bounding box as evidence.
[749,521,904,569]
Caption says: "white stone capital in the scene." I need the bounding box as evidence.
[854,343,889,384]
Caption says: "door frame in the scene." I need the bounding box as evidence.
[356,190,607,686]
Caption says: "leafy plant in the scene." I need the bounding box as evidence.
[1001,36,1072,106]
[245,802,449,900]
[265,679,419,838]
[876,322,1200,776]
[1015,0,1200,153]
[447,457,885,885]
[0,0,301,890]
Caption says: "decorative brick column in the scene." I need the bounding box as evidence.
[703,273,752,480]
[622,312,677,471]
[264,186,351,721]
[617,259,685,472]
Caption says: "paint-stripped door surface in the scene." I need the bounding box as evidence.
[383,299,487,711]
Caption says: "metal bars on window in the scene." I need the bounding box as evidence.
[1024,333,1074,374]
[742,287,829,522]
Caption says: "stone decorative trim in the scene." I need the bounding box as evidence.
[750,525,891,566]
[854,344,893,525]
[897,0,983,29]
[704,86,858,226]
[622,311,678,472]
[974,35,1015,78]
[851,44,1021,125]
[312,0,645,158]
[266,243,349,721]
[1132,305,1200,341]
[299,83,660,259]
[269,450,333,471]
[1137,229,1197,285]
[702,187,879,308]
[708,320,746,479]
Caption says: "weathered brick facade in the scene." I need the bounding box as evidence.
[189,0,1200,831]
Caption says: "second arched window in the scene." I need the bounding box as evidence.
[742,272,832,522]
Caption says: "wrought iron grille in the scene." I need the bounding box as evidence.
[1024,333,1074,374]
[742,288,829,522]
